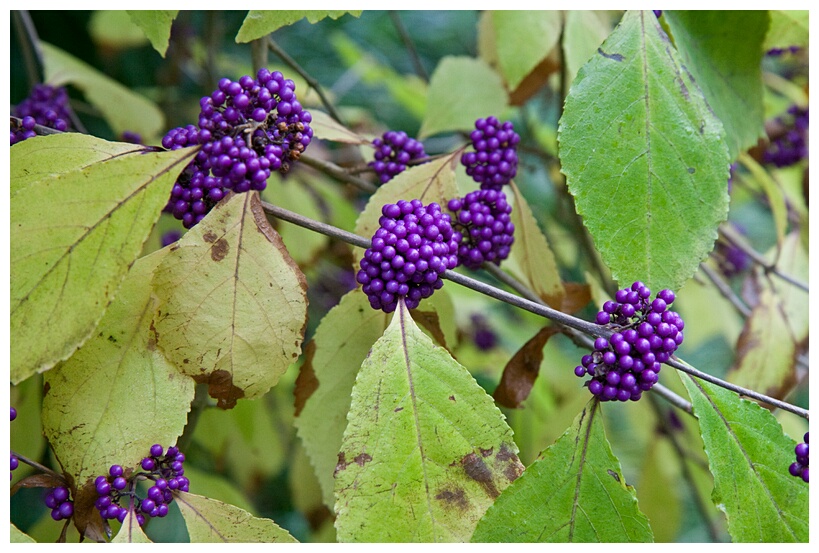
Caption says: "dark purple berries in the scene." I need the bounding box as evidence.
[356,200,460,312]
[763,105,808,168]
[162,68,313,229]
[369,130,427,184]
[11,84,73,145]
[45,486,74,521]
[93,444,188,525]
[789,432,809,483]
[10,408,18,480]
[470,313,497,351]
[575,281,685,402]
[460,116,520,189]
[447,188,514,269]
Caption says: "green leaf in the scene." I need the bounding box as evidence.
[310,109,370,144]
[294,290,392,508]
[151,191,307,409]
[334,300,523,542]
[558,10,729,293]
[236,10,362,42]
[41,42,165,139]
[680,375,809,542]
[738,151,788,247]
[41,249,195,486]
[176,492,298,543]
[126,10,179,58]
[330,32,427,120]
[764,10,809,52]
[472,400,653,542]
[353,152,460,268]
[10,133,142,197]
[504,181,565,307]
[112,512,153,543]
[88,11,150,49]
[663,11,768,159]
[418,56,508,139]
[563,11,617,86]
[10,136,195,383]
[482,11,562,91]
[11,524,37,543]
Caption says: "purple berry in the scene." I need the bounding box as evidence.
[461,117,520,189]
[447,188,514,269]
[369,130,427,183]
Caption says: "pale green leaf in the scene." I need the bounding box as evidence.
[11,524,37,543]
[334,300,523,542]
[41,41,165,138]
[472,400,653,542]
[504,181,565,307]
[558,10,729,293]
[112,512,153,543]
[353,152,460,268]
[680,375,809,542]
[262,176,328,265]
[310,109,370,144]
[236,10,362,42]
[635,439,682,542]
[41,249,195,486]
[294,290,392,508]
[663,11,767,159]
[763,11,809,55]
[89,11,150,49]
[176,492,298,543]
[126,10,179,57]
[490,11,562,90]
[152,191,307,409]
[182,465,256,513]
[10,133,142,197]
[10,136,196,383]
[330,32,427,120]
[418,56,508,139]
[563,11,616,86]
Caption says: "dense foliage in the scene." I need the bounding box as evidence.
[8,9,809,543]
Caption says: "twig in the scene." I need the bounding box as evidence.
[720,224,808,292]
[12,10,43,89]
[11,450,61,478]
[268,37,345,125]
[388,11,429,82]
[299,153,378,193]
[259,200,808,420]
[699,262,752,318]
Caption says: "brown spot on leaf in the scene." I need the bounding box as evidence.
[202,231,218,243]
[354,453,373,466]
[462,453,499,498]
[493,326,560,408]
[480,447,494,458]
[293,340,318,417]
[394,407,404,413]
[607,469,620,483]
[334,452,348,476]
[210,238,229,262]
[449,395,456,401]
[435,488,469,511]
[192,369,244,409]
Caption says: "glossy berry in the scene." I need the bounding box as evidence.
[575,281,685,402]
[789,432,809,483]
[447,188,514,269]
[11,84,73,145]
[162,68,313,228]
[44,486,74,521]
[460,116,520,189]
[369,130,427,183]
[356,200,461,312]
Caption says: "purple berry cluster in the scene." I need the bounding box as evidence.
[162,68,313,228]
[369,130,427,184]
[574,281,685,402]
[766,46,801,56]
[11,84,72,145]
[763,105,809,168]
[460,116,520,190]
[93,444,188,526]
[447,188,515,269]
[789,432,809,483]
[356,200,460,312]
[44,486,74,521]
[470,313,497,351]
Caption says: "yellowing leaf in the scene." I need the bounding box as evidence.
[41,249,195,486]
[152,191,308,408]
[10,135,196,383]
[112,511,153,543]
[176,492,298,542]
[310,109,370,144]
[334,300,523,542]
[235,10,362,42]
